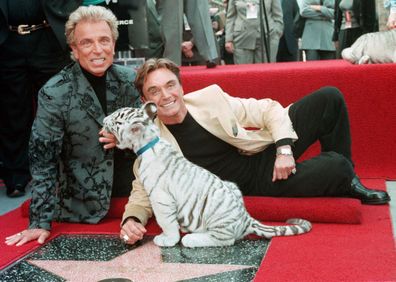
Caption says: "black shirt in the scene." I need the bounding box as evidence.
[81,66,135,197]
[82,67,108,115]
[166,112,262,194]
[7,0,46,25]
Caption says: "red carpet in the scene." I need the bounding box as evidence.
[255,180,396,281]
[1,179,394,280]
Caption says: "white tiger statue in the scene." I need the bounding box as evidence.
[103,103,312,248]
[342,29,396,64]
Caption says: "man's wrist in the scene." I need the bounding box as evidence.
[122,216,141,226]
[276,146,293,156]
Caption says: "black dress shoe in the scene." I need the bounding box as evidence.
[350,176,390,205]
[6,183,26,198]
[206,60,217,68]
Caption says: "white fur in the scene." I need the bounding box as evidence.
[104,105,312,248]
[342,30,396,64]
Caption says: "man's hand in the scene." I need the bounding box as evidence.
[181,41,194,58]
[310,4,321,11]
[120,218,147,245]
[225,42,234,54]
[99,129,117,149]
[272,154,296,182]
[387,12,396,29]
[5,229,50,246]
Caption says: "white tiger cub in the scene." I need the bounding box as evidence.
[342,29,396,64]
[103,103,312,248]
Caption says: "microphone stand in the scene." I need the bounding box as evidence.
[259,0,270,63]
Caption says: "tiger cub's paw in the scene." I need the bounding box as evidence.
[153,233,179,247]
[181,235,200,248]
[358,55,371,64]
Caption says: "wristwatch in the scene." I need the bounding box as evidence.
[276,147,293,156]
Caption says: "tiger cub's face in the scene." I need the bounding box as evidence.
[103,102,158,151]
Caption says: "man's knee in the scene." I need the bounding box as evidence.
[307,87,347,120]
[318,86,345,105]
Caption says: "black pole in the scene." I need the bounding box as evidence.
[259,0,270,63]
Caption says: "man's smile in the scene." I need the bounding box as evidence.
[161,101,176,108]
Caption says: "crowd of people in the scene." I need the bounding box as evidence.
[1,3,392,247]
[144,0,392,65]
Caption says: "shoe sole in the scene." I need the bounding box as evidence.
[361,197,391,205]
[7,189,25,198]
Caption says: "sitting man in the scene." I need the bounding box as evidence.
[101,58,390,245]
[5,6,140,246]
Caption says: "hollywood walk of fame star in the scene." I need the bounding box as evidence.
[29,239,255,282]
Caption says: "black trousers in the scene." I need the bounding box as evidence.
[276,35,298,62]
[305,50,336,61]
[0,28,70,190]
[250,87,355,197]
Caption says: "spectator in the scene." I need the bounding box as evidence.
[144,0,163,59]
[300,0,336,60]
[181,25,206,66]
[157,0,218,67]
[333,0,377,59]
[214,0,234,65]
[5,6,140,247]
[0,1,80,197]
[277,0,299,62]
[225,0,284,64]
[211,7,225,36]
[385,0,396,29]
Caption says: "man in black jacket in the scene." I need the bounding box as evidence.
[277,0,300,62]
[0,1,82,197]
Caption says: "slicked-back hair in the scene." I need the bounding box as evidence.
[65,5,119,46]
[134,58,182,97]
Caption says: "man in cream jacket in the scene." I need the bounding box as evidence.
[101,58,390,244]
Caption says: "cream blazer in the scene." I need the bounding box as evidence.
[122,85,298,225]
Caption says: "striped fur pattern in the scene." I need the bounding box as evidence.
[342,30,396,64]
[103,103,312,248]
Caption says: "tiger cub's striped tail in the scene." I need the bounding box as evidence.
[249,218,312,239]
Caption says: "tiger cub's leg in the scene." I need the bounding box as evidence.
[181,232,235,248]
[153,219,180,247]
[151,200,181,247]
[154,232,180,247]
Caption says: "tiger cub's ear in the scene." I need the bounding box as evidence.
[143,102,157,120]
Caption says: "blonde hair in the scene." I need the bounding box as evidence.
[65,5,119,46]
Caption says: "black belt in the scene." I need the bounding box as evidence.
[9,20,50,35]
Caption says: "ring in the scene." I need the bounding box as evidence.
[17,232,23,236]
[123,234,129,242]
[291,168,297,175]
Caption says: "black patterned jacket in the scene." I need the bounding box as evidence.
[28,62,140,230]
